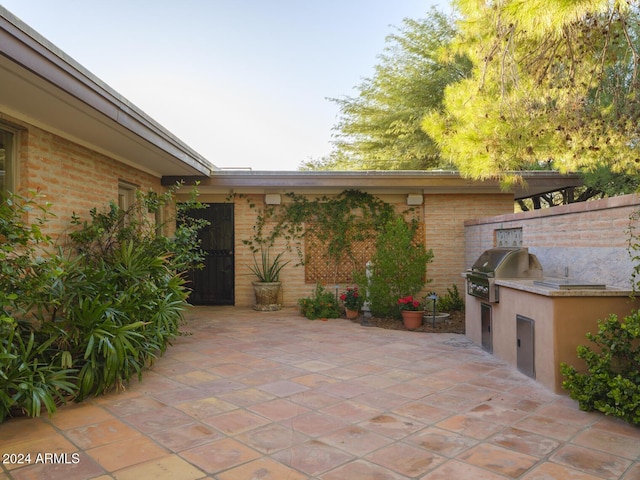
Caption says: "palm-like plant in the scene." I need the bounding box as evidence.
[248,247,289,283]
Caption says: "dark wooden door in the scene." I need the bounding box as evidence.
[186,203,234,305]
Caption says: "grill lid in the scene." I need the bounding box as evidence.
[470,247,543,279]
[471,248,521,274]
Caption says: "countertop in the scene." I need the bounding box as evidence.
[495,278,634,297]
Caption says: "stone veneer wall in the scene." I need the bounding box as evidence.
[464,194,640,289]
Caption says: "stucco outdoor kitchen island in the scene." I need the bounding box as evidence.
[465,278,639,393]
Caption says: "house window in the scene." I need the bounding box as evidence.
[117,181,137,211]
[0,128,15,195]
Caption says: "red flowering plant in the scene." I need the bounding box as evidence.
[397,295,423,311]
[340,286,364,311]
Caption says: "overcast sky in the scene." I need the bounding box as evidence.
[1,1,448,170]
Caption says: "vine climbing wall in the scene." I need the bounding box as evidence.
[304,223,426,285]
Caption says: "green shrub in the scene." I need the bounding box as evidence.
[437,284,465,312]
[561,311,640,425]
[0,313,76,422]
[44,188,204,401]
[0,192,76,420]
[0,191,59,316]
[360,217,433,318]
[0,187,207,420]
[68,186,208,274]
[298,283,342,320]
[38,240,189,401]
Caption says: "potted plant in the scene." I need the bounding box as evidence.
[398,295,424,330]
[248,247,289,311]
[340,286,364,319]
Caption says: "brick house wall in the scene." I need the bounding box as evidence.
[7,114,164,238]
[6,110,522,311]
[425,194,514,298]
[206,191,515,308]
[236,195,308,308]
[464,193,640,288]
[188,192,308,308]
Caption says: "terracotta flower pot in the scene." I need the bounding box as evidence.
[401,310,423,330]
[345,308,359,319]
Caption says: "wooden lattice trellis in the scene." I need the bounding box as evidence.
[305,222,426,284]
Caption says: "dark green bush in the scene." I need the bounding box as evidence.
[0,191,58,312]
[561,311,640,425]
[298,283,342,320]
[45,188,205,401]
[0,186,207,419]
[0,321,76,422]
[360,217,433,318]
[38,240,189,401]
[0,192,77,420]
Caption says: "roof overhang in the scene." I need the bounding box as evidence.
[163,170,583,198]
[0,7,214,177]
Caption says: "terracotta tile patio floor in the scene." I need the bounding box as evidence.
[1,306,639,479]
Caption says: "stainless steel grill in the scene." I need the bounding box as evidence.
[466,247,543,302]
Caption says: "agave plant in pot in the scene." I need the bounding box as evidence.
[248,246,290,311]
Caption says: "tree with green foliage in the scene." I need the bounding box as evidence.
[314,8,471,171]
[423,0,640,186]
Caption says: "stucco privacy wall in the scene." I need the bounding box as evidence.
[464,193,640,288]
[196,191,515,308]
[7,114,164,236]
